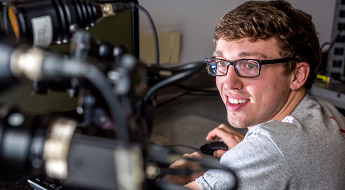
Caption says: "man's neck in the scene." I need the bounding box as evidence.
[271,87,306,121]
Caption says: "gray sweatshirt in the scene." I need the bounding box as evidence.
[196,94,345,190]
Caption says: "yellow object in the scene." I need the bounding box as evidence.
[316,74,330,83]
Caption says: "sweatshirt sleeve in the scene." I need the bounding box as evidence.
[196,129,291,190]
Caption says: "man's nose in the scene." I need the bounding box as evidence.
[223,65,244,90]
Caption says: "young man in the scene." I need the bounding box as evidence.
[170,1,345,189]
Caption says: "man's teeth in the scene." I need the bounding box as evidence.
[228,98,248,104]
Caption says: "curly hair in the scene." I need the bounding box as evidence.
[214,0,320,89]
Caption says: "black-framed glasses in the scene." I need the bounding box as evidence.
[205,57,299,78]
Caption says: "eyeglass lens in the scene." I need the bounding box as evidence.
[207,59,260,77]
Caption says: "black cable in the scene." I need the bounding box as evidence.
[154,144,236,175]
[321,42,331,52]
[153,180,190,190]
[156,91,221,111]
[154,84,218,108]
[148,145,237,189]
[319,30,344,75]
[165,144,200,152]
[147,144,237,183]
[321,29,343,53]
[159,61,205,73]
[143,61,205,104]
[174,84,218,94]
[160,167,196,176]
[136,3,160,68]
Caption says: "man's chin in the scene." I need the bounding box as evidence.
[228,118,248,129]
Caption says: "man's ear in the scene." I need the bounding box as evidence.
[290,62,310,91]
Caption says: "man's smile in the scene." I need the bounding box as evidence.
[228,97,249,105]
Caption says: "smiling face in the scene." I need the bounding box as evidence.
[215,38,295,129]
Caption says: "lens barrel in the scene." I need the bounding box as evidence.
[5,0,104,46]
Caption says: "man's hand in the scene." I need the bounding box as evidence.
[206,124,244,158]
[164,152,205,185]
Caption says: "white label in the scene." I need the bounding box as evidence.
[31,16,53,47]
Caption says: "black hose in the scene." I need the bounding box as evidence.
[143,61,205,104]
[136,4,160,68]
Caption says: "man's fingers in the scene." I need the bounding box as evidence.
[218,124,244,136]
[206,126,228,141]
[205,124,224,141]
[213,150,227,158]
[205,124,245,150]
[170,159,188,169]
[206,124,238,141]
[223,135,244,149]
[170,152,203,170]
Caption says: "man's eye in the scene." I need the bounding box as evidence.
[217,61,227,67]
[246,62,258,69]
